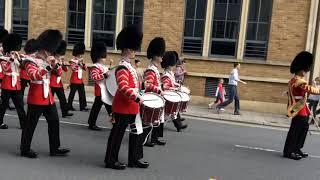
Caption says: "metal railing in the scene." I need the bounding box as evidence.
[183,37,203,55]
[67,29,85,44]
[244,41,268,59]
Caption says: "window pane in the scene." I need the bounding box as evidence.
[125,0,133,15]
[77,13,85,29]
[184,20,193,37]
[69,0,77,11]
[185,0,196,19]
[123,0,144,28]
[104,14,116,31]
[196,0,206,19]
[225,21,239,39]
[93,0,104,13]
[260,0,272,22]
[212,21,225,38]
[248,0,259,21]
[93,13,104,30]
[134,0,144,16]
[194,20,205,37]
[67,0,86,44]
[12,0,29,41]
[78,0,86,12]
[214,3,227,20]
[13,0,20,8]
[0,0,4,26]
[245,23,256,40]
[227,3,241,21]
[93,32,114,47]
[257,23,269,41]
[105,0,116,14]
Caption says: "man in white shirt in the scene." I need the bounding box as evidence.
[217,63,246,115]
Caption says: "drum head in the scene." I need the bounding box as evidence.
[142,93,165,108]
[163,91,182,102]
[177,92,190,101]
[180,86,191,94]
[106,68,118,96]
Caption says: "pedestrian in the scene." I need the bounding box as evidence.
[67,42,89,111]
[284,51,320,160]
[209,78,226,110]
[87,41,112,131]
[104,26,148,170]
[174,58,187,85]
[307,77,320,119]
[216,63,247,115]
[20,29,70,158]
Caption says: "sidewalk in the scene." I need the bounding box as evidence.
[55,90,317,131]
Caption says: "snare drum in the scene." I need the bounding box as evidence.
[140,93,165,125]
[163,91,182,116]
[177,92,190,112]
[180,86,191,95]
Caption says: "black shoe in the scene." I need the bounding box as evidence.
[0,124,8,129]
[21,149,38,158]
[144,142,155,147]
[179,118,186,121]
[88,125,102,131]
[283,153,302,160]
[62,112,73,118]
[50,148,70,156]
[234,112,241,115]
[80,107,89,112]
[105,162,126,170]
[128,160,149,168]
[152,139,166,146]
[180,124,188,130]
[297,150,308,158]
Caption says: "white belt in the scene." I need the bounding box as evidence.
[294,96,304,99]
[4,72,20,76]
[4,72,19,87]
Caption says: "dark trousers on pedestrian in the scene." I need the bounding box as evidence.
[88,96,112,127]
[104,113,143,165]
[283,116,309,155]
[20,104,61,153]
[0,89,26,128]
[21,79,30,98]
[217,85,239,113]
[51,87,69,116]
[67,83,87,110]
[308,99,318,118]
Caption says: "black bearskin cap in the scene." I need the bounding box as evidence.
[116,25,143,51]
[55,40,67,56]
[290,51,313,74]
[91,41,107,63]
[161,51,177,69]
[3,33,22,53]
[24,39,39,54]
[37,29,63,54]
[72,42,85,56]
[0,29,8,43]
[147,37,166,59]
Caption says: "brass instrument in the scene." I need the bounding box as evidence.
[287,83,307,118]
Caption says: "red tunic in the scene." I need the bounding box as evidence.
[0,55,21,90]
[90,63,108,97]
[69,57,87,84]
[25,57,55,105]
[0,48,4,80]
[112,60,140,115]
[161,70,179,90]
[50,65,68,88]
[144,65,161,94]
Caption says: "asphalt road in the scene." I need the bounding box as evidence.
[1,104,320,180]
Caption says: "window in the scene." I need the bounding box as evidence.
[244,0,273,59]
[12,0,29,41]
[182,0,207,55]
[123,0,144,28]
[92,0,117,48]
[67,0,86,45]
[211,0,242,57]
[0,0,4,29]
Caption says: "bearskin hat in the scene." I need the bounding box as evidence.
[3,33,22,54]
[91,41,107,63]
[0,29,8,43]
[116,25,143,51]
[24,39,39,54]
[147,37,166,59]
[161,51,178,69]
[290,51,313,74]
[55,40,67,56]
[37,29,63,54]
[72,42,85,56]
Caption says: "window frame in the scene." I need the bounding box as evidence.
[12,0,29,41]
[66,0,86,45]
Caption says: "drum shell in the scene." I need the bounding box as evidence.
[164,100,180,116]
[179,101,188,112]
[140,104,163,125]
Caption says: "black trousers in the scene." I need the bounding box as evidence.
[217,85,240,113]
[21,79,30,98]
[151,123,164,141]
[67,83,87,110]
[88,96,112,127]
[51,87,69,116]
[104,113,143,164]
[20,104,61,152]
[283,116,309,155]
[0,89,26,128]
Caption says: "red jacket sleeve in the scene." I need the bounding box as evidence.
[144,70,161,94]
[116,68,140,101]
[161,76,172,91]
[62,65,68,72]
[90,67,104,81]
[25,62,48,80]
[1,61,11,73]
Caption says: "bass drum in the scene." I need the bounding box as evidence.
[106,67,118,96]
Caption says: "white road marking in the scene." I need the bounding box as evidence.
[235,144,320,159]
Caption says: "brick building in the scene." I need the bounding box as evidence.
[0,0,319,114]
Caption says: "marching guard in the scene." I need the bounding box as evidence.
[87,41,112,131]
[20,29,70,158]
[161,51,188,132]
[143,37,166,147]
[0,29,8,82]
[67,42,88,111]
[0,33,27,129]
[284,51,320,160]
[50,40,73,118]
[104,26,148,170]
